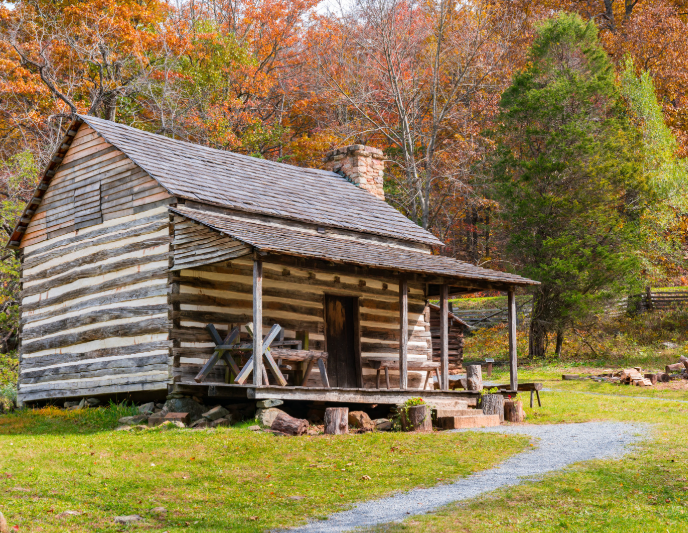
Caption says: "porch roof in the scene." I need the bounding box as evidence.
[170,206,539,288]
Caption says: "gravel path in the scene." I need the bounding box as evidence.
[287,422,648,533]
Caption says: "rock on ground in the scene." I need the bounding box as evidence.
[118,415,148,426]
[348,411,374,431]
[257,399,284,408]
[210,417,232,428]
[374,418,392,431]
[114,515,143,524]
[85,398,100,407]
[191,418,209,429]
[163,397,206,422]
[138,402,156,414]
[256,407,286,427]
[203,405,229,421]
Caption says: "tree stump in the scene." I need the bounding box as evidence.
[466,365,483,391]
[324,407,349,435]
[481,394,504,423]
[401,404,432,432]
[504,400,524,423]
[271,412,309,436]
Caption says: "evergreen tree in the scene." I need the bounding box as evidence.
[490,13,645,358]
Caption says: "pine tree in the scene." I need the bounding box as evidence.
[490,13,645,358]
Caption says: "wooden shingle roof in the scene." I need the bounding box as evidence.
[171,206,539,288]
[76,115,442,247]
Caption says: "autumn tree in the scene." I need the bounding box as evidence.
[313,0,527,244]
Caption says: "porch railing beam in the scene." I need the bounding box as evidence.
[508,289,518,391]
[253,256,263,386]
[439,284,449,390]
[399,278,408,390]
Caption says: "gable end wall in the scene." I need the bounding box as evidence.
[18,123,174,404]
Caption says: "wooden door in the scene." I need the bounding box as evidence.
[325,295,358,388]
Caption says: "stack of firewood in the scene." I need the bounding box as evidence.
[618,367,654,387]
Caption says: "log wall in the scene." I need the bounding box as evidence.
[170,220,432,389]
[18,123,173,403]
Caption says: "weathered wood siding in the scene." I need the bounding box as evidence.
[171,248,432,388]
[18,123,173,403]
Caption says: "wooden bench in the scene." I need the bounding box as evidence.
[367,359,441,390]
[492,382,543,408]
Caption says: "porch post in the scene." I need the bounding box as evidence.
[439,284,449,390]
[508,288,518,391]
[399,278,408,390]
[253,257,263,386]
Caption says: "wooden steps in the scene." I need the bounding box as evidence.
[438,413,500,429]
[435,408,477,418]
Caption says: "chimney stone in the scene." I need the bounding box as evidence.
[324,144,385,200]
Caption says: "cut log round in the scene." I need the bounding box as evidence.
[504,400,524,423]
[401,404,432,432]
[644,373,658,385]
[270,412,309,436]
[481,394,504,423]
[324,407,349,435]
[681,355,688,371]
[658,372,670,383]
[466,365,482,391]
[562,374,579,380]
[665,363,684,373]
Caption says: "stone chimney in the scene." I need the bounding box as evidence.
[324,145,385,200]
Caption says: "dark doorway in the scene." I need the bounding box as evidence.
[324,295,358,388]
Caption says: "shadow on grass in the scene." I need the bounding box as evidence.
[0,401,139,435]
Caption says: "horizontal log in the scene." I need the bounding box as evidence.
[188,262,423,298]
[175,299,323,320]
[174,309,324,329]
[22,317,169,354]
[19,376,170,403]
[23,238,170,288]
[22,283,168,325]
[21,267,168,313]
[22,304,169,341]
[177,276,324,304]
[20,357,169,384]
[21,340,171,370]
[23,211,168,266]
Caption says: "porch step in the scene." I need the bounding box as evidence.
[438,414,500,429]
[425,399,469,410]
[435,408,478,418]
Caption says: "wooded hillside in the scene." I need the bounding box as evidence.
[0,0,686,358]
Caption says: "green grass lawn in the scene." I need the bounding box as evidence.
[0,405,527,532]
[366,374,688,532]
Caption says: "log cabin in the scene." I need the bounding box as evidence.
[8,115,538,407]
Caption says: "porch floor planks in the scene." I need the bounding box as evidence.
[174,382,481,404]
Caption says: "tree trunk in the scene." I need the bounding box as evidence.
[555,330,564,357]
[271,412,309,436]
[466,365,483,391]
[504,400,524,423]
[401,404,432,432]
[529,318,547,359]
[324,407,349,435]
[481,394,504,423]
